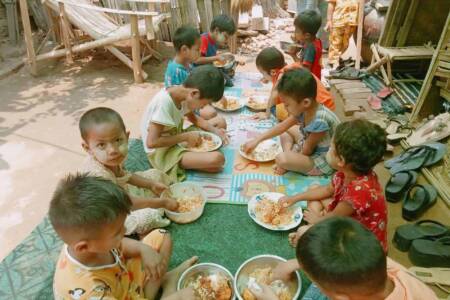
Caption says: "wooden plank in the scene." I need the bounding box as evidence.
[334,82,368,89]
[438,60,450,70]
[18,0,37,75]
[339,87,372,95]
[396,0,419,47]
[130,15,144,83]
[58,2,74,64]
[371,44,390,85]
[340,92,372,99]
[355,0,364,69]
[440,88,450,102]
[329,79,360,84]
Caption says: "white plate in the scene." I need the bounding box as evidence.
[239,140,282,162]
[162,182,206,224]
[212,96,244,112]
[179,131,222,152]
[245,95,268,111]
[248,192,303,231]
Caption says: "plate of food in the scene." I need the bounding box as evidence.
[179,132,222,152]
[246,95,268,111]
[248,192,303,231]
[234,255,301,300]
[213,53,235,69]
[178,263,235,300]
[162,182,206,224]
[239,140,282,162]
[212,96,243,112]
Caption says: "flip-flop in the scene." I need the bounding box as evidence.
[422,142,447,167]
[407,113,450,146]
[386,170,418,203]
[368,95,382,110]
[402,184,437,221]
[408,266,450,286]
[384,146,423,169]
[389,147,433,174]
[409,236,450,268]
[377,87,394,99]
[393,220,449,251]
[387,131,411,144]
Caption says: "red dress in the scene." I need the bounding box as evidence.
[328,171,388,252]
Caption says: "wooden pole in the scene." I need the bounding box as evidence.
[58,2,74,63]
[106,46,149,80]
[18,0,37,75]
[355,0,365,69]
[130,15,144,83]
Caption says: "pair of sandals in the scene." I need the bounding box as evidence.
[394,220,450,268]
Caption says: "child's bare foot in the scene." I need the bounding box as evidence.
[288,225,312,247]
[274,164,287,175]
[161,256,199,297]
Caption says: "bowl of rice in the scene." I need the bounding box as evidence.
[162,182,207,224]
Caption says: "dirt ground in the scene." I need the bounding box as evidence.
[0,38,449,298]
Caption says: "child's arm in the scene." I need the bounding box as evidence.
[121,238,165,280]
[252,85,278,121]
[272,259,300,282]
[147,122,201,149]
[128,174,168,196]
[304,201,355,224]
[242,116,298,153]
[302,131,327,156]
[325,1,336,32]
[130,194,178,211]
[279,182,334,207]
[186,112,230,144]
[194,55,224,65]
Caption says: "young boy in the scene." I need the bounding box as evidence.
[248,217,438,300]
[254,47,334,121]
[290,10,323,79]
[164,25,225,126]
[80,107,177,236]
[194,14,236,65]
[243,69,339,176]
[280,119,388,251]
[325,0,359,69]
[141,65,228,182]
[51,174,199,300]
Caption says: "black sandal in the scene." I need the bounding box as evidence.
[385,170,417,203]
[402,184,437,221]
[393,220,449,251]
[409,236,450,268]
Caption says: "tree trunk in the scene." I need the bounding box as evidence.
[259,0,290,18]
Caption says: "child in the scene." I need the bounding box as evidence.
[248,217,438,300]
[80,107,177,236]
[325,0,359,69]
[141,65,228,182]
[290,10,323,79]
[194,14,236,65]
[243,68,339,176]
[254,47,334,121]
[281,119,388,251]
[51,174,198,300]
[164,25,225,128]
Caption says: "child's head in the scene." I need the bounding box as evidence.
[79,107,129,168]
[293,10,322,42]
[49,174,131,254]
[182,64,225,110]
[255,47,286,81]
[276,68,317,116]
[296,217,387,299]
[173,25,201,62]
[210,14,236,46]
[326,119,386,175]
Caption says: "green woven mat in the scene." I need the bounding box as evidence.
[0,139,310,299]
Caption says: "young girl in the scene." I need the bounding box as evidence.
[243,68,339,176]
[80,107,177,236]
[281,119,388,251]
[141,65,228,182]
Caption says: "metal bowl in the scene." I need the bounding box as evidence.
[234,255,301,300]
[177,263,235,299]
[279,41,302,54]
[214,53,236,70]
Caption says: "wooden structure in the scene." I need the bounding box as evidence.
[18,0,171,83]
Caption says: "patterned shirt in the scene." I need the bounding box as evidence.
[298,38,323,79]
[328,171,388,252]
[164,59,192,87]
[328,0,359,27]
[296,104,340,155]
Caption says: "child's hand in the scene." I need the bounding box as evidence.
[150,181,168,196]
[242,139,259,154]
[324,20,332,32]
[214,128,230,145]
[140,245,165,281]
[304,209,322,224]
[250,112,269,121]
[184,132,202,148]
[174,287,196,300]
[162,197,179,211]
[249,283,278,300]
[279,196,296,208]
[271,261,293,283]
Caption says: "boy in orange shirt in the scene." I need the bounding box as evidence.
[253,47,334,121]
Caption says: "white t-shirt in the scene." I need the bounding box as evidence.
[140,89,190,153]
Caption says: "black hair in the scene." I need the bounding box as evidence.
[210,14,236,35]
[334,119,387,174]
[183,64,224,101]
[255,47,286,74]
[296,217,387,293]
[294,9,322,36]
[79,107,126,141]
[173,25,200,52]
[276,68,317,101]
[49,173,132,236]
